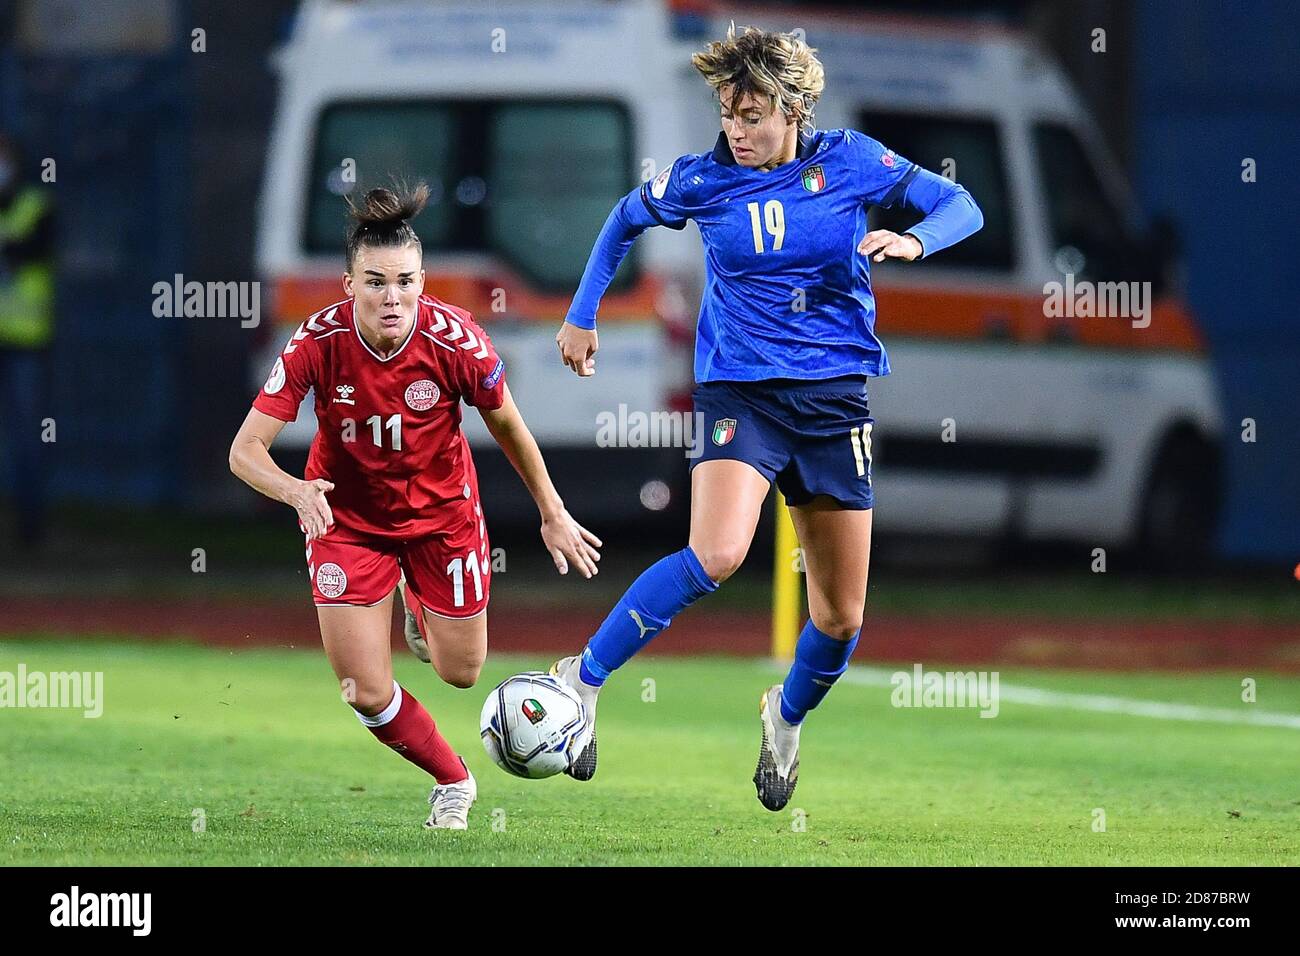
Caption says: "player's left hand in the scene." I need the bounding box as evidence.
[541,509,603,578]
[858,230,923,263]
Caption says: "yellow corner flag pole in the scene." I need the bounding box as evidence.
[771,491,801,661]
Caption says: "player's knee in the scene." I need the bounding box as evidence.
[694,545,747,584]
[811,609,862,642]
[434,660,482,689]
[350,681,398,716]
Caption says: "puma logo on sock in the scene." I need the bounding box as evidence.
[628,609,658,641]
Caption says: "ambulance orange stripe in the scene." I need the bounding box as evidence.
[270,272,665,327]
[270,276,1203,353]
[874,286,1205,353]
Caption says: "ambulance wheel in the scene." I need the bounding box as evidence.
[1136,429,1220,571]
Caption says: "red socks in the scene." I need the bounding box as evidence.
[357,681,467,785]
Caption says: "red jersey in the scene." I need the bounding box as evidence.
[253,294,506,540]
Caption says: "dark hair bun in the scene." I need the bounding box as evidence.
[343,182,431,269]
[349,184,430,226]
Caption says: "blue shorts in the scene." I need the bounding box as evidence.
[690,376,875,509]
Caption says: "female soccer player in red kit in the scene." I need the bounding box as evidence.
[229,185,601,829]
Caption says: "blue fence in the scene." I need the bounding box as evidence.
[0,48,189,506]
[1136,0,1300,561]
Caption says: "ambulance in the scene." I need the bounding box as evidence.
[256,0,1223,561]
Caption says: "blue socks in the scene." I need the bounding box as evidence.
[779,621,859,724]
[579,547,718,686]
[575,547,859,723]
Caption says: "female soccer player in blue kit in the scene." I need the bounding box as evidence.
[551,25,984,810]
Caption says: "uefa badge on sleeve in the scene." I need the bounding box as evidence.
[712,418,737,446]
[263,357,286,394]
[651,161,673,200]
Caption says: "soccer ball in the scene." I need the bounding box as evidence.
[480,673,587,779]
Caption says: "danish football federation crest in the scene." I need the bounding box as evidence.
[712,418,737,446]
[404,379,439,411]
[316,563,347,600]
[521,698,547,725]
[802,165,827,192]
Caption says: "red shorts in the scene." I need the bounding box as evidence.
[303,494,491,619]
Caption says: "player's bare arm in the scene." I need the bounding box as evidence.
[229,407,335,541]
[479,382,603,577]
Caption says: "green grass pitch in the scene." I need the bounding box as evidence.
[2,639,1297,865]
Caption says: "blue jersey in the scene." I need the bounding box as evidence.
[565,128,983,383]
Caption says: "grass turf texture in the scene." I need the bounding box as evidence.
[2,638,1297,866]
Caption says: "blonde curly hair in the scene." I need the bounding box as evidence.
[691,24,826,131]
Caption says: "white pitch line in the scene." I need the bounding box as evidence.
[830,666,1300,730]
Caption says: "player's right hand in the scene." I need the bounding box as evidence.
[556,321,598,377]
[292,478,335,541]
[541,508,602,579]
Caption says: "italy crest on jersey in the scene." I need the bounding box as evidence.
[712,418,737,446]
[801,165,826,192]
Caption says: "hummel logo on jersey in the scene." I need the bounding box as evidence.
[628,609,657,641]
[334,385,356,405]
[420,305,490,358]
[284,305,341,355]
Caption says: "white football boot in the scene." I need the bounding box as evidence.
[549,655,599,781]
[425,766,477,830]
[754,685,801,811]
[397,575,431,663]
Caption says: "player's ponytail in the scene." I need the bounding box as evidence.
[344,182,430,270]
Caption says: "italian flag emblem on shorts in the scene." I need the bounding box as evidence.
[802,165,826,192]
[712,418,737,446]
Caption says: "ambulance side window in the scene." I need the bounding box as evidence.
[487,103,633,290]
[305,99,635,292]
[307,103,459,250]
[859,111,1013,273]
[1032,124,1141,284]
